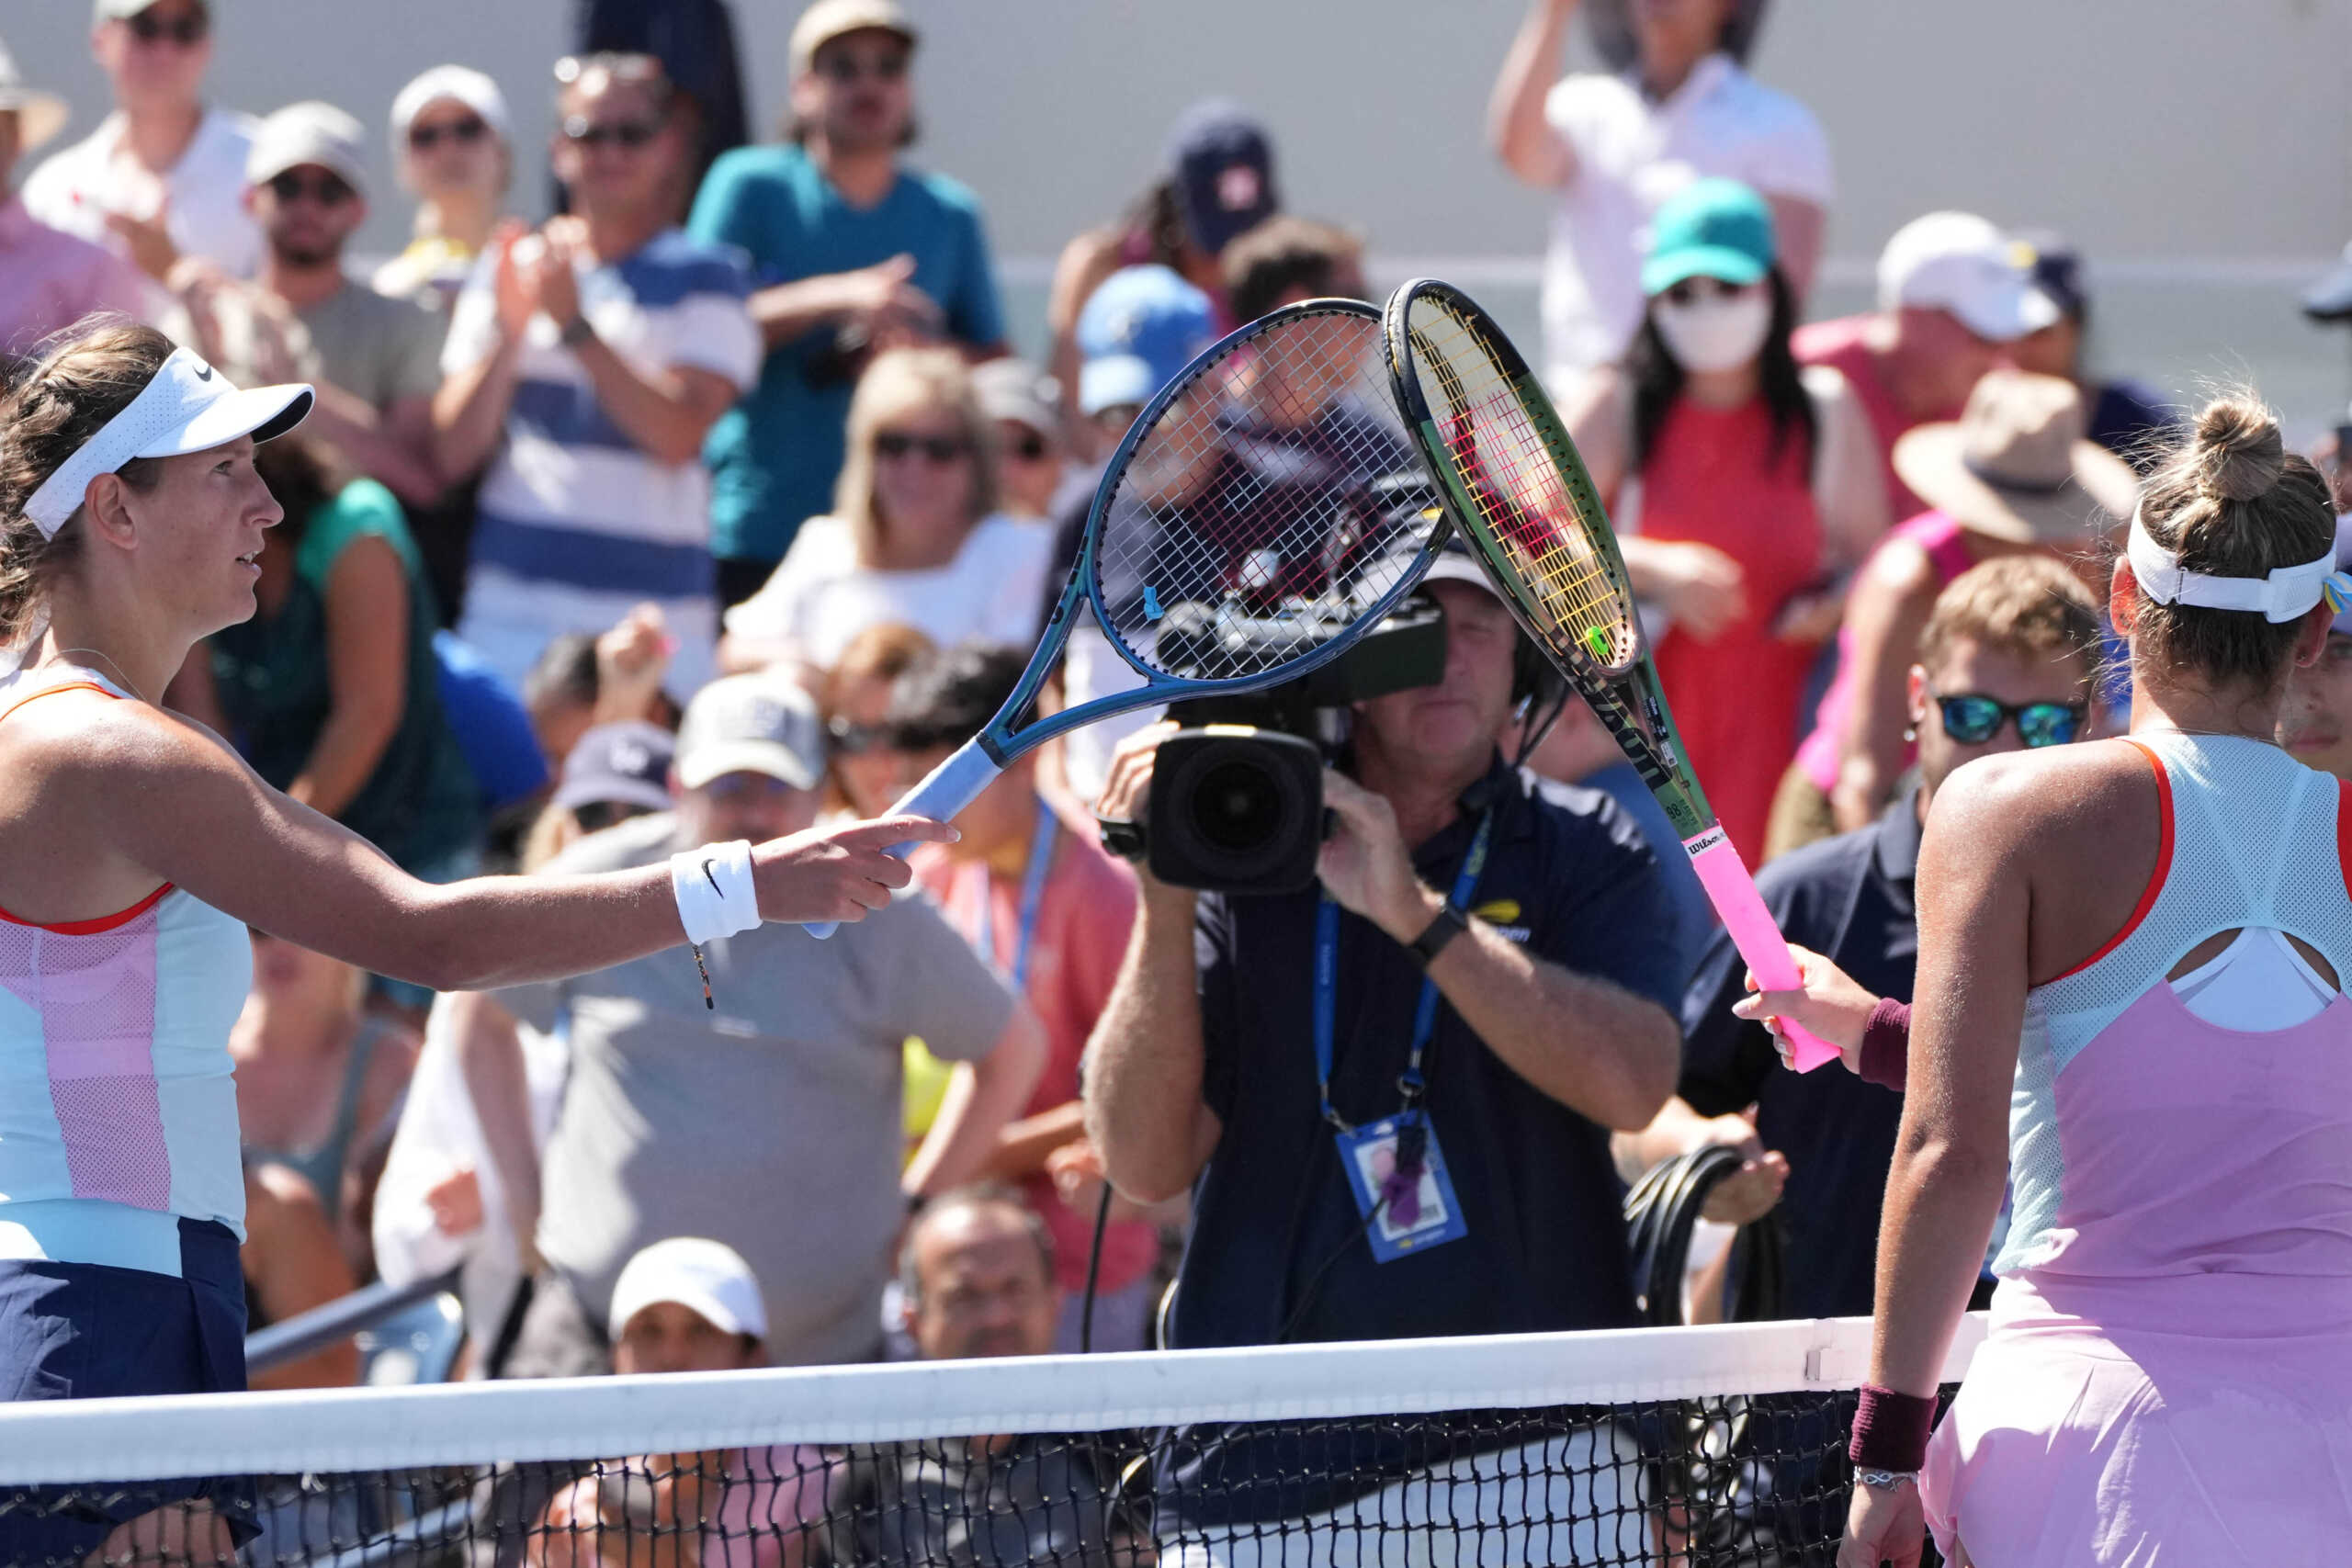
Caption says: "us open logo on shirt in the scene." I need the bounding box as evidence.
[1473,899,1531,945]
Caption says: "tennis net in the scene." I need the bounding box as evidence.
[0,1312,1984,1567]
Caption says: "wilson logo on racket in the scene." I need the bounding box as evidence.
[1683,827,1727,860]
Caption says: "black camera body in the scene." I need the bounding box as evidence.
[1138,594,1449,895]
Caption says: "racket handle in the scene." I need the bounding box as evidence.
[1681,829,1842,1073]
[803,741,1005,940]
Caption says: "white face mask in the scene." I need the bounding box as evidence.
[1651,286,1774,374]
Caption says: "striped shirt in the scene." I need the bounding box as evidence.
[444,229,760,699]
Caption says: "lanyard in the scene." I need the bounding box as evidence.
[973,802,1059,991]
[1312,807,1494,1132]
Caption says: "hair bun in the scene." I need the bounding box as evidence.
[2192,394,2286,503]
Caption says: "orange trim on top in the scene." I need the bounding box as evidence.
[2049,738,2174,984]
[0,680,117,728]
[0,882,174,935]
[0,678,160,932]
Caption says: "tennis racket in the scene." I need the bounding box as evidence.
[806,298,1448,935]
[1382,277,1839,1072]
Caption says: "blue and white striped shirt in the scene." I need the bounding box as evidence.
[443,229,760,698]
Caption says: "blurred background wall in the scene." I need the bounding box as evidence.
[13,0,2352,430]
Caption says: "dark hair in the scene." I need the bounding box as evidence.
[1221,216,1368,324]
[882,640,1025,751]
[1627,268,1814,474]
[523,632,601,712]
[2128,392,2335,689]
[1118,179,1193,272]
[0,319,176,648]
[251,435,344,555]
[897,1182,1057,1309]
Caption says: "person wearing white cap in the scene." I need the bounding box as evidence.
[685,0,1009,611]
[1793,210,2058,522]
[1,31,160,355]
[225,99,446,507]
[449,672,1044,1380]
[530,1237,829,1568]
[20,0,262,280]
[0,321,951,1560]
[376,65,513,311]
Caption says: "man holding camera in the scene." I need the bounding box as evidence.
[1085,545,1682,1553]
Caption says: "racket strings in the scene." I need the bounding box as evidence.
[1094,310,1438,685]
[1409,308,1637,670]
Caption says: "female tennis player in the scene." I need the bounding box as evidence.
[1836,393,2352,1567]
[0,321,947,1565]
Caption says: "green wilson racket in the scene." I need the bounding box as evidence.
[1382,277,1839,1072]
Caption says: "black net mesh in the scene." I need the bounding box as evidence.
[0,1383,1963,1567]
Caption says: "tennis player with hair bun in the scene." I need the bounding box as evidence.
[1826,393,2352,1566]
[0,318,949,1568]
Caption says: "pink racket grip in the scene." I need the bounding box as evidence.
[1681,829,1841,1073]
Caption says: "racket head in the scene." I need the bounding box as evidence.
[1077,299,1448,698]
[1383,278,1643,684]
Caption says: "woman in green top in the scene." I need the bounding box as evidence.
[181,437,483,880]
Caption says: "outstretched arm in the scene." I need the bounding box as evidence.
[1489,0,1581,188]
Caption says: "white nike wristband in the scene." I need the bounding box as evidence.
[670,840,760,946]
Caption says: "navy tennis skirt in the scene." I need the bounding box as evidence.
[0,1217,260,1567]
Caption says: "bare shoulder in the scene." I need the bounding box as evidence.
[2,690,243,795]
[1932,739,2148,841]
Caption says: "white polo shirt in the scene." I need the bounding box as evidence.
[21,105,264,279]
[1540,52,1831,387]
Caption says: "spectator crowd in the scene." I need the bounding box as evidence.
[6,0,2348,1559]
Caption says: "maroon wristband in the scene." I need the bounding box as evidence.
[1858,998,1912,1091]
[1849,1383,1937,1472]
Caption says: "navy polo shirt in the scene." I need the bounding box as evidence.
[1679,781,1923,1320]
[1170,752,1684,1351]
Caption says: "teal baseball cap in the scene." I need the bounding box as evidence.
[1641,178,1777,297]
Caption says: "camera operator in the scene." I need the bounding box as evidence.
[1083,544,1683,1553]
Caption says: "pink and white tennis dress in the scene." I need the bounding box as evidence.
[1922,732,2352,1563]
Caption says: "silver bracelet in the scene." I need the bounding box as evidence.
[1855,1468,1919,1493]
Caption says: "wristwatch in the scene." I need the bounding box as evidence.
[1855,1468,1918,1493]
[560,314,596,349]
[1408,904,1469,967]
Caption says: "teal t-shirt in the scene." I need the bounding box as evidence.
[210,479,482,874]
[685,145,1005,566]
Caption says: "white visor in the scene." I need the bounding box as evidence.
[2127,504,2343,624]
[22,349,314,539]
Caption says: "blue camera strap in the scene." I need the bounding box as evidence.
[972,801,1060,992]
[1312,807,1494,1132]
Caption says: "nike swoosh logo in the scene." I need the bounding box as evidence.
[193,363,214,381]
[701,858,722,895]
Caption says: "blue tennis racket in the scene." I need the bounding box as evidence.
[806,299,1447,935]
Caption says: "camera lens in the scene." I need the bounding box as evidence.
[1191,757,1287,853]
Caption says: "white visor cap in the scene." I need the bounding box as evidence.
[22,348,313,538]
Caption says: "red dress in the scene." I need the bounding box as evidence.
[1641,396,1824,863]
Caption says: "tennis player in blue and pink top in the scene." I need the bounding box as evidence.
[1828,391,2352,1565]
[0,319,952,1566]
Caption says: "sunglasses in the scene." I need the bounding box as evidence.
[700,771,797,802]
[1659,276,1750,308]
[571,799,654,834]
[815,51,909,85]
[874,431,969,463]
[408,115,488,152]
[266,170,355,207]
[126,8,208,45]
[1929,686,2086,749]
[825,716,889,755]
[562,116,662,150]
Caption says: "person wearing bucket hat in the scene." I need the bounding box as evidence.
[1770,370,2137,852]
[1,33,159,354]
[1489,0,1831,389]
[22,0,264,281]
[0,319,955,1561]
[1562,176,1885,861]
